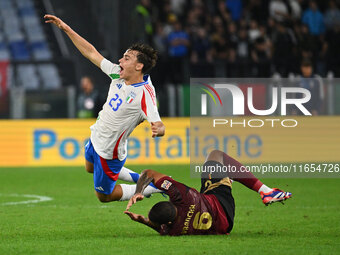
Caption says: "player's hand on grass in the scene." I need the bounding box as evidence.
[44,14,68,31]
[125,193,144,211]
[151,122,165,138]
[124,211,146,223]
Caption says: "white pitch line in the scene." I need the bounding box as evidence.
[0,193,53,206]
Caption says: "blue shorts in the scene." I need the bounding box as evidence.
[85,139,126,195]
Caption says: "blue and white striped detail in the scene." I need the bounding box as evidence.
[132,81,148,87]
[131,74,149,87]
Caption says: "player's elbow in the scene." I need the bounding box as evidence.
[141,169,158,181]
[142,169,154,177]
[97,196,111,203]
[87,48,102,67]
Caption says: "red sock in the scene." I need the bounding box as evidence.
[222,153,263,192]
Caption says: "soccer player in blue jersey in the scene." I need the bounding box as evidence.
[44,14,165,202]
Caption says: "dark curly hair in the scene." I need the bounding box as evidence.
[148,201,176,225]
[128,43,158,74]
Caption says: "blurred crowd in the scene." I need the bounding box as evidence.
[132,0,340,84]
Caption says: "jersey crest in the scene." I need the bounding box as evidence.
[126,91,136,104]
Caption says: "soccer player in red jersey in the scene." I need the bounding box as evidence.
[124,150,292,235]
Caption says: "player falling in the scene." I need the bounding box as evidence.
[125,150,292,235]
[44,14,165,202]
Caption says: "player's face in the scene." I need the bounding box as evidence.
[118,50,143,80]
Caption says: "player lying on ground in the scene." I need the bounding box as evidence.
[44,14,165,202]
[124,150,292,235]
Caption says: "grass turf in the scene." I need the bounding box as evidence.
[0,165,339,255]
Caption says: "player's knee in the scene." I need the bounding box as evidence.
[205,150,225,166]
[97,196,110,203]
[96,191,120,203]
[207,150,223,160]
[143,169,152,174]
[96,193,112,203]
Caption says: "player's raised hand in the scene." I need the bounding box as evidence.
[125,193,144,211]
[44,14,68,31]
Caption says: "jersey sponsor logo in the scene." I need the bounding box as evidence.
[116,83,122,89]
[161,180,172,190]
[126,91,136,104]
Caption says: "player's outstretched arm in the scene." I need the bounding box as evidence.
[44,14,103,68]
[151,121,165,138]
[125,169,166,211]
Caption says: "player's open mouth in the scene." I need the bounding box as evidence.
[119,65,124,75]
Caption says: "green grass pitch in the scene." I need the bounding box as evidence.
[0,165,339,255]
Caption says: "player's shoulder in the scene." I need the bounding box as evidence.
[144,75,155,89]
[156,176,175,189]
[101,58,120,76]
[156,176,191,193]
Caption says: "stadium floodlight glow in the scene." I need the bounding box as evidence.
[201,84,312,116]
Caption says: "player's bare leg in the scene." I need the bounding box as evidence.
[95,185,123,202]
[205,150,292,205]
[85,159,94,173]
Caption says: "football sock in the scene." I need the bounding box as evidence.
[119,184,135,201]
[258,184,273,194]
[119,166,159,189]
[222,153,265,193]
[118,167,140,183]
[119,184,162,201]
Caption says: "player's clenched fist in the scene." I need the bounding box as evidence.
[151,121,165,138]
[44,14,68,31]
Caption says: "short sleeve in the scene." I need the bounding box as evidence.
[155,176,189,204]
[142,84,161,123]
[100,58,121,80]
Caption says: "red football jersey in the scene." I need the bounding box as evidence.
[154,176,229,236]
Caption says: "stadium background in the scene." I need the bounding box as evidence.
[0,0,340,254]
